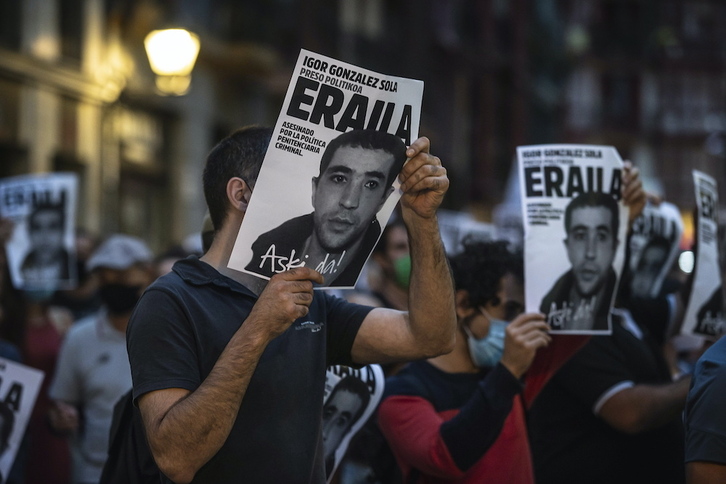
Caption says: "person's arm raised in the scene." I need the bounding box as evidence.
[138,267,323,484]
[352,137,456,364]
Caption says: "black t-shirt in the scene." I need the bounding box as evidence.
[127,257,372,484]
[528,313,685,484]
[684,335,726,465]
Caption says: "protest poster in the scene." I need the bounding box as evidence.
[437,209,496,256]
[626,201,683,299]
[227,49,423,288]
[680,170,725,338]
[517,144,628,334]
[0,173,78,290]
[0,357,44,481]
[322,364,384,482]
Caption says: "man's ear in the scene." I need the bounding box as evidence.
[455,289,476,320]
[226,177,252,214]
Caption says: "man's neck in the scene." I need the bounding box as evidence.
[200,220,266,296]
[108,312,130,333]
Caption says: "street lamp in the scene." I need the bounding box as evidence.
[144,28,200,96]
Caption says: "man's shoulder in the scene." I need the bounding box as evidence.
[65,312,102,340]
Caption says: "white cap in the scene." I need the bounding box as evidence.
[86,234,153,271]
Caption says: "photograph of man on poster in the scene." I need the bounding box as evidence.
[322,376,370,478]
[540,191,620,331]
[628,235,672,299]
[20,199,73,288]
[245,129,407,287]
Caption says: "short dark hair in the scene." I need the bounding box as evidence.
[449,239,523,308]
[0,400,15,454]
[319,130,407,189]
[564,191,619,238]
[327,376,370,423]
[28,201,65,232]
[202,126,273,231]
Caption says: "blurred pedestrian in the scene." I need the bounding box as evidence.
[684,335,726,483]
[377,240,559,484]
[48,234,154,484]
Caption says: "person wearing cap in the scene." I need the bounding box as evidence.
[48,234,155,484]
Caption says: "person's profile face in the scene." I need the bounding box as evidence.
[322,388,363,461]
[312,146,396,252]
[564,206,617,297]
[29,209,64,256]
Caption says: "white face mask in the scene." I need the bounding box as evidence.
[463,308,507,368]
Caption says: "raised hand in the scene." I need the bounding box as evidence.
[500,313,551,379]
[399,137,449,220]
[622,160,646,225]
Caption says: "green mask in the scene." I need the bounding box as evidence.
[393,255,411,289]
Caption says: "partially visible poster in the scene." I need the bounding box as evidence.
[0,357,44,482]
[0,173,78,290]
[228,49,423,288]
[323,364,384,482]
[626,201,683,299]
[680,170,725,338]
[436,209,496,256]
[518,145,628,334]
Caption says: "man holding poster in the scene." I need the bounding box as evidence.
[127,50,455,484]
[681,170,725,339]
[245,129,407,287]
[518,144,633,334]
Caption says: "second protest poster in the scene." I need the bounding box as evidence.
[518,145,629,334]
[228,49,423,288]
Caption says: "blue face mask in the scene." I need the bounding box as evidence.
[464,310,507,368]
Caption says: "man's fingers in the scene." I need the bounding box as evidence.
[400,164,447,193]
[406,136,431,158]
[275,267,324,284]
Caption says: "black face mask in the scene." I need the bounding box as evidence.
[99,284,142,315]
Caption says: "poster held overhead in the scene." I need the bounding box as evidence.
[228,49,423,288]
[517,145,628,334]
[626,200,683,300]
[0,173,78,290]
[680,170,725,339]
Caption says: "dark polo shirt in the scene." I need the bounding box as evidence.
[127,257,372,483]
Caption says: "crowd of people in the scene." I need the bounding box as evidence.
[0,124,722,484]
[0,219,200,484]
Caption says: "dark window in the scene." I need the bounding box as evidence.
[0,0,21,51]
[59,0,84,63]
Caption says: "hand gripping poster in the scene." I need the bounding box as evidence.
[0,357,44,482]
[626,200,683,299]
[322,364,384,482]
[518,145,628,334]
[680,170,725,339]
[228,49,423,288]
[0,173,78,290]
